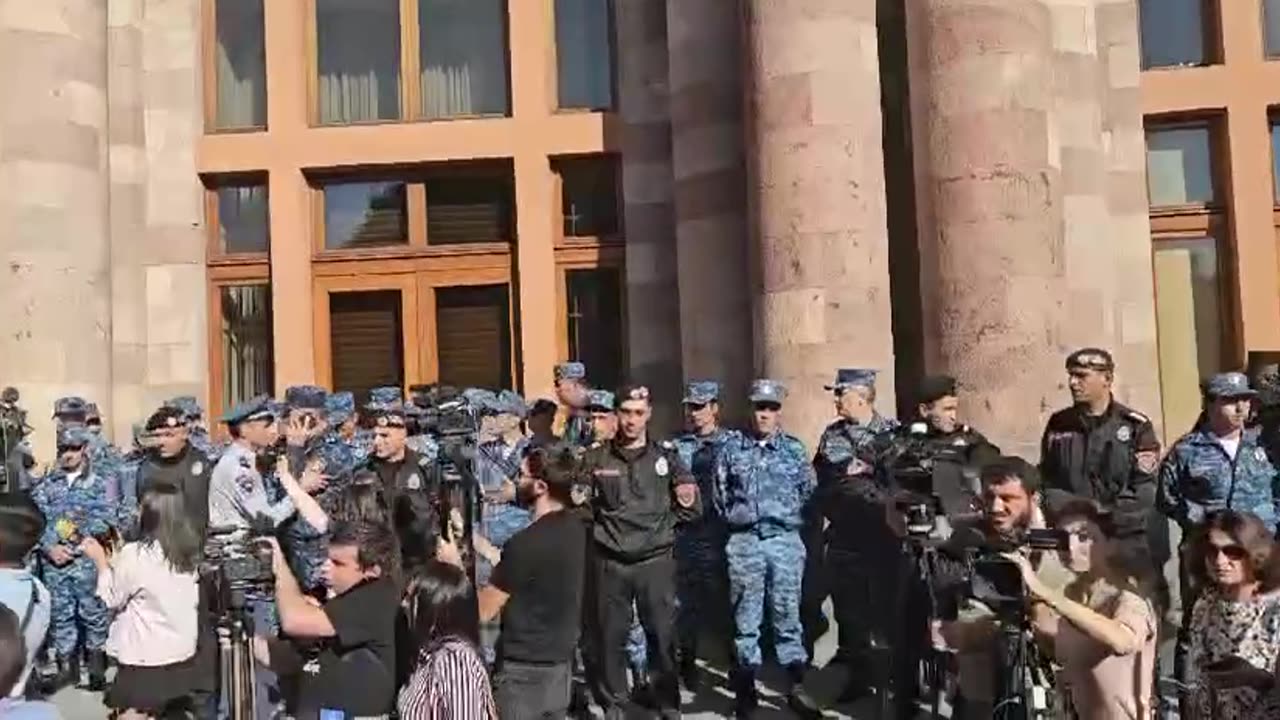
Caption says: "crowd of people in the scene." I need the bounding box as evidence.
[3,349,1280,719]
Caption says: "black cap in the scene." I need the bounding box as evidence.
[614,384,651,408]
[1066,348,1115,372]
[145,406,186,432]
[916,375,958,406]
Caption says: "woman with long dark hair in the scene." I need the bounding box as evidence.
[396,561,495,719]
[81,486,202,719]
[1182,510,1280,719]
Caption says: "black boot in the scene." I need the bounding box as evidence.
[734,666,759,719]
[786,663,822,719]
[87,650,108,692]
[55,653,80,689]
[679,647,699,691]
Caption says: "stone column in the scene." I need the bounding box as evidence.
[743,0,897,444]
[616,0,682,434]
[910,0,1065,458]
[665,0,753,420]
[1095,0,1162,431]
[0,1,112,451]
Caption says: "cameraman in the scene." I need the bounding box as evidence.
[257,521,400,719]
[929,457,1072,719]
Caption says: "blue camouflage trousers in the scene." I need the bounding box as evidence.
[626,605,647,675]
[45,558,107,657]
[725,530,807,668]
[675,522,728,653]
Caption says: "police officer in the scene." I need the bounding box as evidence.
[30,426,116,690]
[554,362,592,447]
[363,399,441,574]
[580,384,699,719]
[715,380,821,719]
[82,402,126,506]
[671,380,736,689]
[165,395,221,462]
[813,368,899,702]
[132,405,214,537]
[1040,348,1161,542]
[326,390,367,466]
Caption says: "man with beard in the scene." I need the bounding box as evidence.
[927,457,1072,719]
[363,400,440,574]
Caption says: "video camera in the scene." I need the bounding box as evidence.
[966,529,1069,618]
[0,387,30,492]
[882,423,944,538]
[201,524,275,615]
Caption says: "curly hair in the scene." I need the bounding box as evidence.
[1190,510,1280,592]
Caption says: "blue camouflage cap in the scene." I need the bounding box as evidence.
[284,385,327,410]
[84,402,102,422]
[748,379,786,405]
[56,426,92,449]
[586,389,615,411]
[495,389,527,418]
[366,386,403,410]
[52,396,88,419]
[554,362,586,382]
[1205,372,1257,400]
[824,368,878,392]
[325,391,355,424]
[682,381,720,405]
[219,394,276,425]
[462,388,499,414]
[164,395,203,421]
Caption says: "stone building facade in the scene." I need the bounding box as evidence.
[2,0,1278,459]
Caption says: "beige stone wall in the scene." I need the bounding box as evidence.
[106,0,208,444]
[616,0,683,435]
[743,0,897,445]
[0,0,113,456]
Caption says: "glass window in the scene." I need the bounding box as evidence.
[566,268,623,391]
[330,290,405,404]
[216,183,270,254]
[1139,0,1206,69]
[1266,0,1280,58]
[1153,239,1223,434]
[220,284,274,409]
[316,0,401,124]
[558,156,620,238]
[555,0,613,110]
[1146,125,1216,206]
[419,0,510,119]
[425,174,514,244]
[323,181,408,250]
[214,0,267,130]
[436,285,512,390]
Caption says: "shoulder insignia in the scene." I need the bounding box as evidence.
[952,436,968,447]
[238,456,252,469]
[1115,425,1132,443]
[405,473,422,490]
[655,456,670,477]
[191,461,204,476]
[1256,448,1268,463]
[661,440,675,450]
[1126,410,1150,424]
[235,472,255,494]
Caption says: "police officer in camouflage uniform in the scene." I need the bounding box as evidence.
[326,390,367,466]
[671,380,736,689]
[1159,372,1280,690]
[715,380,821,719]
[554,362,592,448]
[813,369,899,702]
[31,426,116,690]
[82,402,127,507]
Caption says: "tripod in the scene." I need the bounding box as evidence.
[990,618,1052,720]
[877,536,949,720]
[216,588,257,720]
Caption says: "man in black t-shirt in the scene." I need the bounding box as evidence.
[259,521,400,720]
[441,442,586,718]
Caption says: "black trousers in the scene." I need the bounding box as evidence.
[495,660,573,719]
[590,549,679,712]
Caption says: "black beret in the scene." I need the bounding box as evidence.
[917,375,958,406]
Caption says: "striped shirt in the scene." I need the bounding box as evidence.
[396,638,496,720]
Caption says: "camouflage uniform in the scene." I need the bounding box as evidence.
[1158,425,1279,532]
[715,385,816,672]
[31,434,116,661]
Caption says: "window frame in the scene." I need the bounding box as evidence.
[1138,0,1223,71]
[207,272,274,428]
[552,153,623,244]
[1144,117,1227,213]
[205,173,272,261]
[551,0,619,113]
[202,0,269,134]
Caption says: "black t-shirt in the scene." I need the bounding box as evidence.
[491,509,586,664]
[296,577,399,718]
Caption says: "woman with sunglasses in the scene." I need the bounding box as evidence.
[1006,498,1158,719]
[1183,510,1280,719]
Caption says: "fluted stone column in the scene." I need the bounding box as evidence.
[665,0,753,420]
[743,0,897,444]
[910,0,1065,458]
[0,1,112,451]
[616,0,682,433]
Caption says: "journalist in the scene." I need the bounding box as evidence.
[82,486,202,718]
[930,457,1072,719]
[257,520,400,720]
[0,605,60,719]
[1008,499,1157,719]
[0,494,49,699]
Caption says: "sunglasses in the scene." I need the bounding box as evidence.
[1205,543,1249,561]
[684,402,709,411]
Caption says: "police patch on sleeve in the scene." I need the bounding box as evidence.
[655,456,669,477]
[235,472,254,494]
[1116,426,1131,443]
[1257,448,1268,463]
[191,461,204,476]
[406,473,421,490]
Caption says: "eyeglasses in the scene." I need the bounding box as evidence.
[684,402,709,411]
[1205,543,1249,561]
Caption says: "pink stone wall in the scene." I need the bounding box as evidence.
[743,0,897,445]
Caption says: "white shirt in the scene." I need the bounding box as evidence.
[1216,433,1241,460]
[97,542,199,666]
